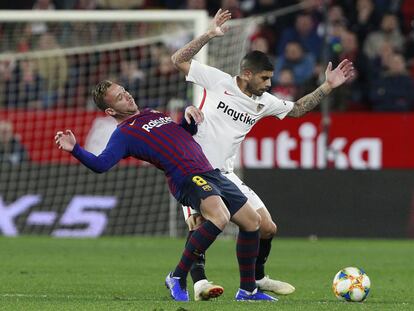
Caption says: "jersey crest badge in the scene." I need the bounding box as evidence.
[202,184,212,191]
[257,103,264,112]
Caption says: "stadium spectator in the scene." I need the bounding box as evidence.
[249,21,279,56]
[271,68,298,101]
[31,0,56,35]
[328,4,347,24]
[0,120,28,164]
[369,53,414,111]
[221,0,243,19]
[1,59,43,108]
[145,52,187,110]
[0,60,16,107]
[348,0,382,46]
[274,41,316,85]
[330,30,370,110]
[367,40,396,77]
[276,13,322,61]
[36,32,68,108]
[326,19,348,63]
[363,13,405,60]
[250,36,270,54]
[64,53,96,108]
[119,60,144,102]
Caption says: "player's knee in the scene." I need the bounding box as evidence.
[248,211,261,231]
[200,196,230,229]
[260,219,277,238]
[208,210,230,229]
[215,207,231,227]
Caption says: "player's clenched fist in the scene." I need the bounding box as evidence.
[55,130,76,152]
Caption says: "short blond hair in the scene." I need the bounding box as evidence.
[92,80,113,111]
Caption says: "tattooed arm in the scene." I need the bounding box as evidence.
[288,83,331,117]
[171,9,231,75]
[288,59,355,118]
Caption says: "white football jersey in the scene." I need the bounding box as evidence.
[186,60,294,173]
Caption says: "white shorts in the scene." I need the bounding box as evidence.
[181,171,265,221]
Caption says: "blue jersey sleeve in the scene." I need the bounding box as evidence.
[179,116,198,136]
[71,129,128,173]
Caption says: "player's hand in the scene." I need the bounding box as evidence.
[186,214,206,231]
[185,106,204,124]
[325,59,355,89]
[208,9,231,38]
[55,130,76,152]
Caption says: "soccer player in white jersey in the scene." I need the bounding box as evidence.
[172,9,355,301]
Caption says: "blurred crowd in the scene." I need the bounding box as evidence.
[0,0,413,112]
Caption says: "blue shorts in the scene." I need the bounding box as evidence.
[179,169,248,216]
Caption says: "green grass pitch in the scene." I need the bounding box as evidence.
[0,237,413,310]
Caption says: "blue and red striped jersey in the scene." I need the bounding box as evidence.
[71,109,213,198]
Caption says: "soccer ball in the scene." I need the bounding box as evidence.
[332,267,371,302]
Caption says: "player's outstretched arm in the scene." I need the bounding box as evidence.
[171,8,231,76]
[55,129,126,173]
[287,59,355,118]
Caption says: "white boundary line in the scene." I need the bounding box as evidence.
[0,293,141,300]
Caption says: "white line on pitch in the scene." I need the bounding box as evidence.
[0,294,48,298]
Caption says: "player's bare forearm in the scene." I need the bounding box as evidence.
[288,83,332,117]
[171,32,213,66]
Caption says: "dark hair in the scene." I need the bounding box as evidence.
[92,80,113,111]
[240,50,274,74]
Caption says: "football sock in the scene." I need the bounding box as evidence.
[185,230,193,244]
[186,230,207,283]
[237,229,259,292]
[173,221,221,287]
[256,237,273,280]
[190,253,206,283]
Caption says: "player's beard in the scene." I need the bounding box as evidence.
[250,87,265,97]
[247,83,267,97]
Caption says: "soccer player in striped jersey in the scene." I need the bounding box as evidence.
[172,9,355,301]
[54,80,277,302]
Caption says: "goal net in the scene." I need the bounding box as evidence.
[0,8,279,237]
